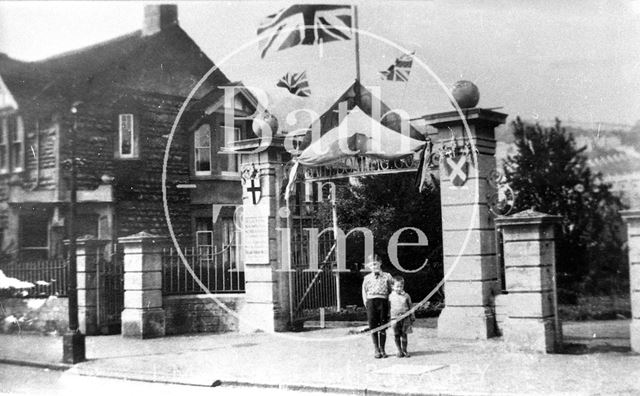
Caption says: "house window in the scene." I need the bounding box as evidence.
[1,115,24,172]
[221,217,242,271]
[194,124,211,175]
[0,118,7,173]
[118,113,136,158]
[195,216,213,255]
[20,214,49,260]
[223,126,241,173]
[196,231,213,249]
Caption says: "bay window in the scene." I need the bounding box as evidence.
[223,125,241,173]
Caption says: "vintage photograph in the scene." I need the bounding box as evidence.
[0,1,639,395]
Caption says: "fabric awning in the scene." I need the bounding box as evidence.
[297,107,426,166]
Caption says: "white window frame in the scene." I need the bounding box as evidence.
[0,117,8,173]
[196,230,213,247]
[118,113,135,158]
[196,230,214,258]
[222,126,241,175]
[9,115,23,173]
[194,124,212,176]
[222,216,243,272]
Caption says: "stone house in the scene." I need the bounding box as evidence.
[0,4,258,262]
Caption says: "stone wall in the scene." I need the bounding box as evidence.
[60,89,192,241]
[164,294,245,335]
[0,296,68,334]
[0,294,245,336]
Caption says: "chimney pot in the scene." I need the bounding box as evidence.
[143,4,178,36]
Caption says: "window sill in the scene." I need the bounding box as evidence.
[114,157,140,161]
[191,174,241,182]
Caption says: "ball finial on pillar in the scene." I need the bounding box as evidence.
[252,111,279,137]
[451,80,480,109]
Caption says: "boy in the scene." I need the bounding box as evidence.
[361,256,393,358]
[389,275,415,357]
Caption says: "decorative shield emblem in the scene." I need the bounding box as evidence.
[242,166,262,205]
[444,155,468,187]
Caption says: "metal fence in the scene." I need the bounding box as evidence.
[1,259,69,297]
[290,268,338,315]
[288,181,340,320]
[96,247,124,331]
[162,246,245,295]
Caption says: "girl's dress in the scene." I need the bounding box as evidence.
[389,290,414,335]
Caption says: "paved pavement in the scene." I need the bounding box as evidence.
[0,364,338,396]
[0,319,638,395]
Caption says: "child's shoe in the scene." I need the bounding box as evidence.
[396,352,404,358]
[403,351,411,358]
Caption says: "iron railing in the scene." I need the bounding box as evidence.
[290,267,338,315]
[1,259,69,297]
[288,181,340,319]
[162,246,245,295]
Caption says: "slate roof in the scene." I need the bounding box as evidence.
[0,24,230,113]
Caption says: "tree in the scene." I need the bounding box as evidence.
[503,118,627,296]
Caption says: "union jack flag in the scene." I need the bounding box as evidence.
[277,71,311,97]
[379,51,415,82]
[257,4,352,59]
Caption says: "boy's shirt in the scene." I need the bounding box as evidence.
[361,271,393,302]
[389,290,414,319]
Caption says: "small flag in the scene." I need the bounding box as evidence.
[284,161,300,205]
[258,4,352,59]
[277,71,311,97]
[379,51,415,82]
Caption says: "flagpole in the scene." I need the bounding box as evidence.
[353,4,361,82]
[399,50,415,111]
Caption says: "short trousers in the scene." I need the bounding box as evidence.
[390,316,413,336]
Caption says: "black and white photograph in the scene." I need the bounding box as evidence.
[0,1,639,395]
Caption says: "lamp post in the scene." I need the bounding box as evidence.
[62,101,85,364]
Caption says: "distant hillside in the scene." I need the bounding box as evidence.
[494,118,640,205]
[496,118,640,166]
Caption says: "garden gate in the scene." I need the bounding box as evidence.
[96,244,124,334]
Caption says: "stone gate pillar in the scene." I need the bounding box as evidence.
[75,238,107,335]
[424,108,507,339]
[119,232,167,338]
[495,210,563,353]
[621,209,640,352]
[232,137,291,333]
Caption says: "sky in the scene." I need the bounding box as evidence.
[0,0,639,127]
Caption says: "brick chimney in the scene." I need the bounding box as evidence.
[142,4,178,36]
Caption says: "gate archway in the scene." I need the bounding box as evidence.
[231,81,507,338]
